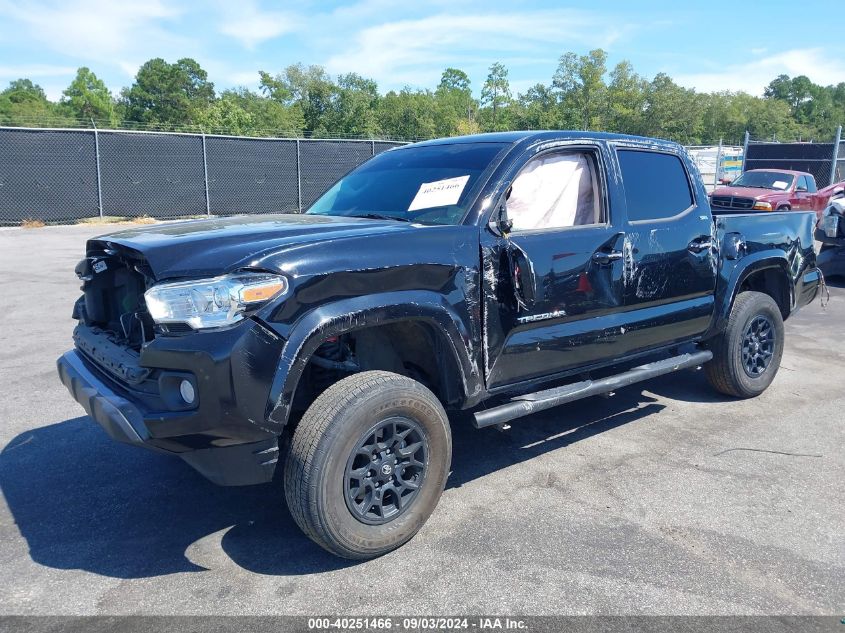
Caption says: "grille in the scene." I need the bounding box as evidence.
[711,195,755,210]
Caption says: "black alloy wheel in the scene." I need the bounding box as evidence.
[344,417,428,524]
[741,315,775,378]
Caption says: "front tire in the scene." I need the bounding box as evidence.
[704,291,784,398]
[283,371,451,559]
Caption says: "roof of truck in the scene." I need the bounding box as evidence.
[408,130,681,148]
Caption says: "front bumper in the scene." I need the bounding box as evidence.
[58,348,151,446]
[57,318,287,485]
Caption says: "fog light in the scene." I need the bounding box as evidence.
[179,380,196,404]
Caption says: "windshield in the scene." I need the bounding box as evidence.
[307,142,509,225]
[730,171,794,191]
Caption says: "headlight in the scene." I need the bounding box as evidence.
[144,272,288,330]
[752,201,773,211]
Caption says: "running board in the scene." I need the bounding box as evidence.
[473,350,713,429]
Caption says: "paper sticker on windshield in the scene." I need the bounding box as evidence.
[408,175,470,211]
[772,180,789,190]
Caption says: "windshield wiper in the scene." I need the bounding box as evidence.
[351,213,412,222]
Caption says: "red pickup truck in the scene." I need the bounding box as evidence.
[710,169,824,212]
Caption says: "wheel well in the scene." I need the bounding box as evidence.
[738,267,790,319]
[290,321,464,418]
[777,204,791,210]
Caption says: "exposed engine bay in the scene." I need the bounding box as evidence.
[73,245,156,351]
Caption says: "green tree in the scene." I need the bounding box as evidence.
[3,78,47,103]
[260,64,336,134]
[438,68,471,94]
[219,87,304,136]
[377,89,438,139]
[606,61,646,134]
[121,58,215,127]
[480,62,511,131]
[642,73,703,143]
[195,93,254,135]
[61,67,116,125]
[552,49,608,130]
[0,78,70,126]
[434,67,476,136]
[513,83,558,130]
[321,73,381,137]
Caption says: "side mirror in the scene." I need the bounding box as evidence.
[488,202,513,236]
[508,243,536,309]
[796,185,808,192]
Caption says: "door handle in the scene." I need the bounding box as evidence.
[687,238,713,254]
[592,250,623,264]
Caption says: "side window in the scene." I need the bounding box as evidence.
[807,177,817,193]
[617,149,693,222]
[797,175,807,191]
[507,151,603,232]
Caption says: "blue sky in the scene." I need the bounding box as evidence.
[0,0,843,101]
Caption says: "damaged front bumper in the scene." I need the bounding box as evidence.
[56,318,287,486]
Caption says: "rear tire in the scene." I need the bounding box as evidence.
[283,371,451,559]
[704,291,784,398]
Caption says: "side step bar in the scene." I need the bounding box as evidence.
[473,350,713,429]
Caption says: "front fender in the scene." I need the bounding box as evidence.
[262,291,483,430]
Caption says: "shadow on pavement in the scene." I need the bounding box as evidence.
[1,370,712,578]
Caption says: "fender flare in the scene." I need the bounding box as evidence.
[705,250,792,339]
[263,290,483,431]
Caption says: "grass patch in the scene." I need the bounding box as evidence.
[76,215,159,226]
[21,218,46,229]
[130,215,157,224]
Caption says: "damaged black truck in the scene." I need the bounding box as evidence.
[57,131,822,559]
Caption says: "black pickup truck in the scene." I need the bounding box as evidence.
[57,131,821,559]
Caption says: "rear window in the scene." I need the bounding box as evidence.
[617,150,694,222]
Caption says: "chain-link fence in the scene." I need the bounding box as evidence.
[4,125,843,226]
[742,127,843,189]
[685,130,844,194]
[0,126,406,225]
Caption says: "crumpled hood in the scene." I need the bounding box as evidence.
[91,214,420,279]
[712,186,786,199]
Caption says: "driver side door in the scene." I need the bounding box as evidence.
[480,144,627,390]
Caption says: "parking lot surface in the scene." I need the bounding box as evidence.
[0,224,842,615]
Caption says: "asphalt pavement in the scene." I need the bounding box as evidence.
[0,223,842,615]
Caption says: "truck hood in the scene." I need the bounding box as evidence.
[92,214,423,280]
[712,186,786,199]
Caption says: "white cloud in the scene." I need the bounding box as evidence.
[324,10,632,90]
[674,48,845,95]
[0,0,185,61]
[0,64,77,79]
[217,1,300,50]
[0,64,78,99]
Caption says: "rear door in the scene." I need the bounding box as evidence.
[613,146,717,351]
